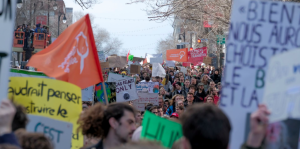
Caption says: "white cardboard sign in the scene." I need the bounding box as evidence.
[152,63,166,78]
[136,84,149,93]
[107,73,134,82]
[139,82,159,93]
[150,57,163,64]
[116,78,139,102]
[26,115,73,149]
[221,0,300,148]
[81,86,94,101]
[136,93,159,105]
[263,50,300,123]
[1,0,16,102]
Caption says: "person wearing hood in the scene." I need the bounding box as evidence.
[210,69,222,84]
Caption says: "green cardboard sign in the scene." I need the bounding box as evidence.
[141,111,183,148]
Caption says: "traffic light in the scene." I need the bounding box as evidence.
[190,47,193,51]
[197,39,201,43]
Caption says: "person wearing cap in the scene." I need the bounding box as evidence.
[172,82,187,98]
[170,112,179,120]
[194,83,207,103]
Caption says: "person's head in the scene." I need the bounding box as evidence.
[142,72,147,78]
[16,131,53,149]
[213,88,219,96]
[175,82,182,90]
[170,113,179,120]
[155,76,161,83]
[201,75,208,83]
[174,77,179,83]
[158,96,164,108]
[164,100,170,108]
[197,83,204,91]
[145,76,150,82]
[184,79,190,88]
[209,81,215,89]
[204,68,208,74]
[218,82,222,90]
[191,77,197,85]
[175,73,179,78]
[187,93,194,102]
[180,76,185,82]
[180,104,231,149]
[175,95,184,103]
[179,72,184,77]
[169,71,174,76]
[152,77,157,82]
[12,104,28,131]
[176,105,184,116]
[149,106,158,116]
[176,100,184,108]
[206,95,214,103]
[135,111,142,125]
[78,103,136,143]
[158,107,163,117]
[135,76,140,82]
[214,70,219,75]
[198,71,203,76]
[189,85,196,94]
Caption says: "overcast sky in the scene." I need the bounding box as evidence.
[63,0,174,58]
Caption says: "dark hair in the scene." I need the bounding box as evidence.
[16,131,53,149]
[180,104,231,149]
[145,76,150,81]
[78,103,135,138]
[155,76,161,80]
[12,104,28,131]
[189,85,196,90]
[149,106,158,113]
[187,92,194,96]
[145,103,154,111]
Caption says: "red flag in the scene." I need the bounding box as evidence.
[143,58,147,64]
[27,14,103,89]
[127,50,130,61]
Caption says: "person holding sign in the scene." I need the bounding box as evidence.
[78,103,136,149]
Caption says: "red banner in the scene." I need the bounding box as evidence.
[188,47,207,65]
[182,62,191,67]
[36,16,47,25]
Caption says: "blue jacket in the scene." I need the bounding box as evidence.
[166,105,175,116]
[0,133,20,147]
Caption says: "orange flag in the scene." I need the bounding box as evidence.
[166,48,188,62]
[27,14,103,89]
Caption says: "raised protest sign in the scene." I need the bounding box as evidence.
[108,56,127,68]
[136,84,149,93]
[108,72,135,82]
[166,60,175,67]
[130,65,141,74]
[146,53,162,63]
[203,57,211,65]
[139,82,159,93]
[150,57,163,64]
[0,0,16,102]
[8,77,83,148]
[180,67,187,74]
[132,100,145,111]
[141,111,183,148]
[82,86,94,101]
[152,63,166,78]
[263,50,300,123]
[97,51,106,62]
[95,82,116,104]
[27,115,73,149]
[116,78,139,102]
[100,62,110,72]
[137,93,159,105]
[221,0,300,148]
[188,47,207,65]
[166,48,188,62]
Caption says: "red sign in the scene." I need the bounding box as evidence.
[36,16,47,25]
[188,47,207,65]
[182,62,191,67]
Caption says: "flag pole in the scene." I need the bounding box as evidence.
[102,82,109,105]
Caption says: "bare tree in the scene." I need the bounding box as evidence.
[74,11,123,55]
[75,0,101,9]
[156,34,175,60]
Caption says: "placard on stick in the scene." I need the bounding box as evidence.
[116,78,139,102]
[130,65,141,74]
[141,111,183,148]
[100,62,110,72]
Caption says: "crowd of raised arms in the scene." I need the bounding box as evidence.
[0,62,270,149]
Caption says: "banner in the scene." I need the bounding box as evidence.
[8,77,83,148]
[166,48,188,62]
[166,61,175,67]
[139,82,159,93]
[150,57,163,64]
[152,63,166,78]
[263,50,300,123]
[130,65,141,74]
[0,0,16,102]
[141,111,183,148]
[182,62,191,67]
[116,78,139,102]
[26,115,73,149]
[136,93,159,105]
[146,53,162,63]
[95,82,116,104]
[188,47,207,65]
[36,16,47,25]
[221,0,300,148]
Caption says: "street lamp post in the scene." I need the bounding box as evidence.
[58,12,67,36]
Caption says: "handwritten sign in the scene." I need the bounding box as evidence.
[116,78,139,102]
[137,93,159,105]
[141,111,183,148]
[8,77,83,149]
[26,115,73,149]
[139,82,159,93]
[107,72,135,82]
[152,63,166,78]
[263,50,300,123]
[82,86,94,101]
[0,0,16,102]
[136,84,149,93]
[132,100,145,111]
[221,0,300,148]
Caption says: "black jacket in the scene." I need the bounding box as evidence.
[194,90,207,103]
[211,74,221,84]
[86,140,103,149]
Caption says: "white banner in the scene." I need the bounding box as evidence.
[0,0,16,102]
[150,57,163,64]
[26,115,73,149]
[116,78,139,102]
[222,0,300,148]
[146,53,162,63]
